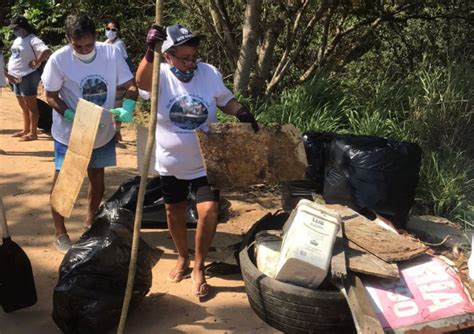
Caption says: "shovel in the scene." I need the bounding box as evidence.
[0,196,37,312]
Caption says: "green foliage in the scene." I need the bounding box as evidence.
[256,74,346,133]
[416,151,474,229]
[406,57,473,154]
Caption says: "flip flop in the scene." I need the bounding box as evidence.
[19,134,38,142]
[191,272,210,298]
[168,259,190,283]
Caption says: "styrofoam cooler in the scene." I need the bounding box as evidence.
[255,230,283,278]
[275,199,341,289]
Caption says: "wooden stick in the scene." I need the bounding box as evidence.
[117,1,163,332]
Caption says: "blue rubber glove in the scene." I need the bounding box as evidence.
[110,98,136,123]
[63,109,75,123]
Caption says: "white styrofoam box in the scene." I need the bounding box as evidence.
[255,230,283,278]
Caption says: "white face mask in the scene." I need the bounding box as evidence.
[105,29,117,41]
[72,47,96,62]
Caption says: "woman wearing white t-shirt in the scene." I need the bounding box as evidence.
[7,16,51,141]
[104,18,134,143]
[136,24,259,299]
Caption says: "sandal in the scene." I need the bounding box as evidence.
[168,258,190,283]
[191,271,210,298]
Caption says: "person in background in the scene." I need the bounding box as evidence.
[135,24,259,298]
[7,16,51,141]
[41,14,137,254]
[0,39,7,87]
[104,18,134,143]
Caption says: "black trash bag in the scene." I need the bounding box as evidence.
[323,134,422,228]
[37,98,52,133]
[281,179,320,211]
[105,176,198,226]
[52,206,162,334]
[302,132,335,193]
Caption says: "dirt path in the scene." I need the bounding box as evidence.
[0,89,281,333]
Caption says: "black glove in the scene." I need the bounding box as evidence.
[145,24,167,62]
[236,106,259,133]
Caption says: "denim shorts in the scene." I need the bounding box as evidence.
[54,137,116,171]
[12,70,41,97]
[160,175,220,204]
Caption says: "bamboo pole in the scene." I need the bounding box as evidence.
[117,1,163,332]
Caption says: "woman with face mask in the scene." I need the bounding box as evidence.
[41,14,138,254]
[135,24,259,299]
[104,18,134,143]
[7,16,51,141]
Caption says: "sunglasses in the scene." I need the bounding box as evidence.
[105,27,118,32]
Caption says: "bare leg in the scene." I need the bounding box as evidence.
[85,168,105,227]
[191,200,218,295]
[165,202,190,281]
[23,95,39,138]
[51,171,66,237]
[12,96,30,136]
[115,120,122,142]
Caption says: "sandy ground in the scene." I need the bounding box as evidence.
[0,89,281,333]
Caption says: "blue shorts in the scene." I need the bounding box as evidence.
[54,137,116,171]
[12,70,41,97]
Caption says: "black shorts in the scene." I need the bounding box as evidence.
[160,175,220,204]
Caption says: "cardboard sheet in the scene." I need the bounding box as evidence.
[50,99,103,218]
[195,123,307,188]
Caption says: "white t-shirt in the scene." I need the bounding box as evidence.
[0,53,6,87]
[103,38,128,59]
[41,43,133,148]
[152,62,234,179]
[7,34,49,78]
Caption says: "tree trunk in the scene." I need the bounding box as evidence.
[250,15,285,98]
[233,0,263,97]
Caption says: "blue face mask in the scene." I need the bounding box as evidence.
[170,67,195,83]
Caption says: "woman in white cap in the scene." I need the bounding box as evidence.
[136,24,258,299]
[7,16,51,141]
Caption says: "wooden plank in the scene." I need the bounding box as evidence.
[346,240,400,279]
[344,214,428,262]
[334,272,384,334]
[327,204,428,262]
[331,225,347,279]
[195,123,307,189]
[50,99,103,218]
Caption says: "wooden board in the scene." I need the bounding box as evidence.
[331,226,347,279]
[334,272,385,334]
[195,123,307,188]
[50,99,103,218]
[344,214,428,262]
[346,240,400,279]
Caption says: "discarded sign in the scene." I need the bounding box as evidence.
[364,255,474,333]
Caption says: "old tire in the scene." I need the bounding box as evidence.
[239,212,355,334]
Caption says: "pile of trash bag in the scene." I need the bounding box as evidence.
[323,134,422,228]
[107,176,198,226]
[52,204,162,333]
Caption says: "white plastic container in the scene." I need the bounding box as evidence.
[255,230,283,278]
[275,199,341,289]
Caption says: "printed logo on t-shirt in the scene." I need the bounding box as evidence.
[11,47,21,58]
[80,75,108,106]
[169,95,208,130]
